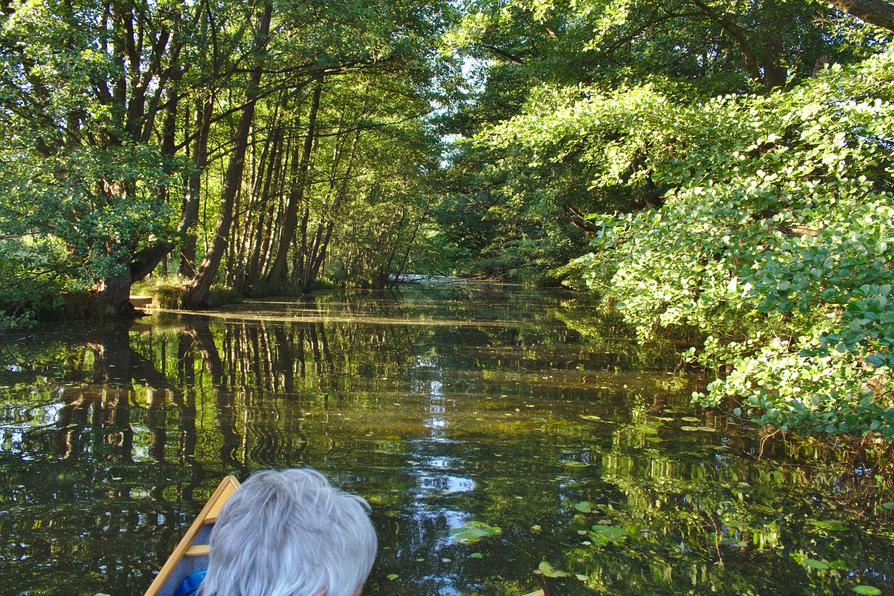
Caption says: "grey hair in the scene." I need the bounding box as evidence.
[199,469,377,596]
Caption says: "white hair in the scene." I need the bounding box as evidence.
[199,469,377,596]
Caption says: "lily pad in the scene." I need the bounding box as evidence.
[680,425,717,433]
[574,501,593,513]
[450,520,502,544]
[587,523,626,547]
[805,558,830,570]
[469,552,484,559]
[853,587,881,595]
[538,560,569,578]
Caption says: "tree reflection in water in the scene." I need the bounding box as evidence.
[0,286,892,595]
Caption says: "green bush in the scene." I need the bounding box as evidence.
[0,238,75,329]
[486,52,894,438]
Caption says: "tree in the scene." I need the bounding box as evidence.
[830,0,894,31]
[181,0,273,308]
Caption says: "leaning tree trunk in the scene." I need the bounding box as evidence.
[181,0,273,308]
[830,0,894,31]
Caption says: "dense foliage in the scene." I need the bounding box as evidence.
[439,1,894,439]
[0,0,453,318]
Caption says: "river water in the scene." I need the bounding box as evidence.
[0,283,891,594]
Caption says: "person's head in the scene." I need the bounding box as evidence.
[199,468,377,596]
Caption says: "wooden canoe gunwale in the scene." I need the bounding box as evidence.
[144,475,241,596]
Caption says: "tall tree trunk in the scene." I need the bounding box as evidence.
[182,0,272,308]
[264,82,322,290]
[100,270,134,316]
[245,123,285,288]
[181,98,213,277]
[302,128,360,291]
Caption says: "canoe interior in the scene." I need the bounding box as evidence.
[156,524,213,596]
[145,476,240,596]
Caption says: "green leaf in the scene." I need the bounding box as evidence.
[805,558,830,570]
[574,501,593,513]
[853,586,881,595]
[538,561,569,578]
[387,574,399,581]
[469,552,484,559]
[809,519,848,532]
[680,425,717,433]
[450,521,502,544]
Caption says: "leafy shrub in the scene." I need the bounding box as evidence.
[485,52,894,437]
[0,238,75,329]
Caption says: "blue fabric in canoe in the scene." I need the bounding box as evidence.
[174,569,206,596]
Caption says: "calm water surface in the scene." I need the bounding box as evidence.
[1,284,892,594]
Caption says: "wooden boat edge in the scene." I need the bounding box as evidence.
[144,475,241,596]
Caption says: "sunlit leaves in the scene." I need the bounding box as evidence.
[809,519,848,532]
[552,52,894,439]
[450,520,502,544]
[537,560,569,578]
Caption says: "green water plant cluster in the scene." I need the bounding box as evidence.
[482,51,894,438]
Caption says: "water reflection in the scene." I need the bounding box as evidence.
[0,285,892,595]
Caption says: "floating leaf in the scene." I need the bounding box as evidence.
[829,560,847,570]
[579,415,602,421]
[680,425,717,433]
[805,558,830,570]
[469,552,484,559]
[530,524,542,533]
[853,586,881,595]
[681,416,701,422]
[587,523,626,547]
[574,501,593,513]
[538,561,569,578]
[450,521,502,544]
[563,461,588,468]
[386,574,399,581]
